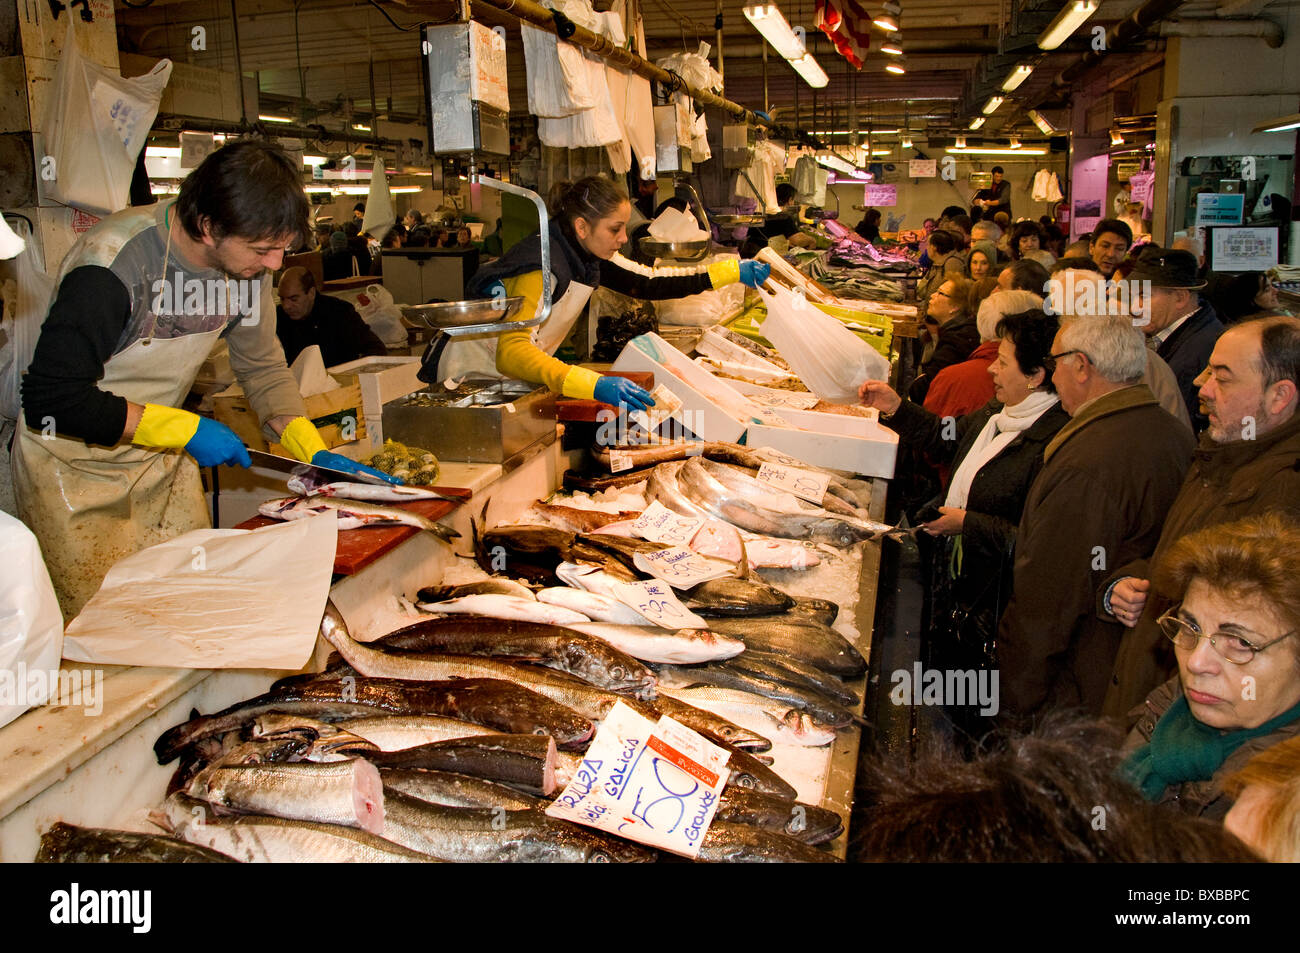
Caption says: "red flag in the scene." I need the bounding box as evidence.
[815,0,872,69]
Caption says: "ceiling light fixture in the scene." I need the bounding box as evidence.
[1026,109,1056,135]
[1002,63,1034,91]
[948,146,1048,155]
[982,95,1004,115]
[1251,113,1300,133]
[956,136,967,148]
[873,0,901,32]
[302,155,327,166]
[969,117,986,130]
[258,114,293,124]
[743,5,830,88]
[1110,128,1124,146]
[902,135,913,148]
[880,39,903,55]
[352,123,371,132]
[1038,0,1099,51]
[885,56,906,74]
[1009,137,1021,149]
[790,52,829,88]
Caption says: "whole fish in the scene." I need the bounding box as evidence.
[414,593,590,627]
[698,456,885,526]
[700,444,874,514]
[369,617,654,694]
[250,714,376,761]
[529,501,643,534]
[731,532,822,570]
[338,714,506,751]
[590,519,638,537]
[705,617,868,678]
[321,604,656,701]
[696,821,839,863]
[352,735,558,796]
[380,768,543,811]
[562,468,656,493]
[415,579,535,603]
[379,790,654,863]
[681,577,795,617]
[287,474,457,503]
[258,494,459,542]
[163,794,437,863]
[574,532,670,576]
[566,622,746,664]
[646,460,716,523]
[474,522,635,585]
[657,685,839,748]
[36,823,237,863]
[591,441,707,470]
[189,759,386,835]
[713,790,844,846]
[648,692,774,756]
[763,709,838,748]
[535,587,654,626]
[728,650,861,707]
[155,676,593,764]
[788,596,840,626]
[655,664,855,728]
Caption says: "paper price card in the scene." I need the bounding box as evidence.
[756,461,830,505]
[545,701,731,859]
[632,500,704,546]
[609,451,634,473]
[629,384,684,433]
[632,547,735,589]
[610,579,709,629]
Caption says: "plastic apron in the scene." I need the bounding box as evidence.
[12,319,222,622]
[435,280,594,383]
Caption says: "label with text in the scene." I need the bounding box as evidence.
[609,451,634,473]
[632,500,704,546]
[756,461,830,504]
[609,579,709,629]
[630,384,683,433]
[632,547,735,588]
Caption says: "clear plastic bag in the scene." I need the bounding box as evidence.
[354,284,408,348]
[758,283,889,403]
[0,511,64,730]
[0,237,55,423]
[42,19,172,216]
[656,254,745,327]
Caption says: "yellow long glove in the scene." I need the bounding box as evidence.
[493,272,602,399]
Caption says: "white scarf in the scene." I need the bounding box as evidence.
[945,391,1059,509]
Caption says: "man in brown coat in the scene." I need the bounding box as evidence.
[1102,315,1300,718]
[997,314,1195,720]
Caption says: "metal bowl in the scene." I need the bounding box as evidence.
[400,296,526,330]
[710,214,765,227]
[638,238,711,261]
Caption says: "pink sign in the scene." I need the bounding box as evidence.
[863,184,897,207]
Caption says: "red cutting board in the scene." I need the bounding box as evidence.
[555,370,655,422]
[235,488,472,575]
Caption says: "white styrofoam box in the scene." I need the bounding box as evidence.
[723,378,821,410]
[694,327,791,378]
[329,356,424,452]
[746,407,898,479]
[612,333,753,443]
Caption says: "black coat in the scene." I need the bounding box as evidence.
[275,292,388,368]
[1155,299,1223,430]
[911,315,981,404]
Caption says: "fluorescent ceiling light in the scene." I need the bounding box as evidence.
[790,52,829,88]
[880,39,903,55]
[816,152,861,176]
[1251,113,1300,134]
[948,146,1048,155]
[873,1,901,32]
[390,186,422,193]
[1010,137,1021,149]
[352,124,371,132]
[871,147,893,155]
[982,95,1004,115]
[304,186,334,193]
[1110,129,1124,146]
[145,146,181,158]
[902,135,913,148]
[1002,64,1034,92]
[302,155,327,166]
[259,114,293,123]
[149,184,180,194]
[1038,1,1099,51]
[885,60,905,74]
[743,5,828,88]
[1027,109,1056,135]
[824,128,901,135]
[969,117,986,130]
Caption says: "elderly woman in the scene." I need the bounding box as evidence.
[910,276,977,405]
[1009,220,1045,261]
[1123,513,1300,819]
[861,309,1070,694]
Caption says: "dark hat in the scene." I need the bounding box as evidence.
[1125,246,1206,290]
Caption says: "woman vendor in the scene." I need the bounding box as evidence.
[438,176,770,409]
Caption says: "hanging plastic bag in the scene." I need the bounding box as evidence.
[0,511,65,730]
[361,157,395,242]
[758,283,889,403]
[354,284,408,348]
[521,23,595,117]
[42,19,172,216]
[0,238,55,424]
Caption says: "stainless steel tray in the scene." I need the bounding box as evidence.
[638,238,711,261]
[400,296,526,331]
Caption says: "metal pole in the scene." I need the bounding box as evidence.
[762,43,769,114]
[229,0,247,124]
[715,0,724,93]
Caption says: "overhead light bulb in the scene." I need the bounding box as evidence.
[948,146,1048,155]
[969,117,986,130]
[982,95,1004,115]
[1002,63,1034,92]
[885,56,906,74]
[1027,109,1056,135]
[956,136,967,148]
[1009,137,1021,149]
[302,155,327,166]
[1110,128,1125,146]
[790,52,829,88]
[880,39,903,55]
[743,4,829,88]
[902,135,913,148]
[258,114,293,124]
[1038,0,1099,51]
[352,123,371,132]
[1251,113,1300,133]
[873,0,901,32]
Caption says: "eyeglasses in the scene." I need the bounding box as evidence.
[931,289,953,299]
[1156,605,1298,665]
[1048,349,1086,363]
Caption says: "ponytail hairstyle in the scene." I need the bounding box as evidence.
[547,176,629,247]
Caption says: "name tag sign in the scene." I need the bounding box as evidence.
[632,547,734,588]
[545,701,731,858]
[756,461,830,505]
[610,579,708,629]
[632,500,704,546]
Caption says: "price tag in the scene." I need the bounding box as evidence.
[610,579,708,629]
[609,451,633,473]
[629,384,683,433]
[545,701,730,858]
[756,461,830,505]
[632,500,704,546]
[632,547,735,589]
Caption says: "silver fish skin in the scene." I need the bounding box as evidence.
[728,650,861,707]
[415,579,536,602]
[567,622,746,664]
[646,460,716,522]
[379,768,543,811]
[697,821,840,863]
[163,794,437,863]
[189,759,386,835]
[338,715,507,751]
[704,617,868,678]
[764,709,837,747]
[714,789,845,845]
[36,823,237,863]
[415,594,590,626]
[535,588,654,626]
[287,475,455,502]
[258,494,459,541]
[655,664,855,729]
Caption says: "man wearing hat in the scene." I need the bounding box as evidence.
[1129,247,1224,430]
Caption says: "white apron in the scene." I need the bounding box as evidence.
[436,280,594,383]
[13,326,223,620]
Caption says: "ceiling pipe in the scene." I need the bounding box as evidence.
[645,41,999,58]
[1045,0,1190,98]
[1157,18,1283,47]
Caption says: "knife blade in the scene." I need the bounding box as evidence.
[246,448,392,486]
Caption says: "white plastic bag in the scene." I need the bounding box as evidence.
[0,238,55,423]
[42,19,172,216]
[758,284,889,403]
[354,284,408,347]
[0,511,65,730]
[361,157,395,242]
[521,23,594,117]
[657,254,745,327]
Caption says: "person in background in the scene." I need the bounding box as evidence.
[454,227,474,249]
[1128,247,1224,430]
[967,276,1001,316]
[275,266,387,367]
[854,208,882,243]
[1009,221,1044,261]
[918,275,978,384]
[1223,735,1300,861]
[966,241,1001,281]
[1089,219,1133,279]
[1103,316,1300,718]
[1122,513,1300,820]
[751,183,815,251]
[916,230,965,301]
[370,230,401,276]
[992,211,1012,240]
[947,214,973,248]
[971,166,1012,222]
[313,222,333,251]
[997,258,1049,294]
[342,221,371,276]
[404,209,425,231]
[921,217,937,235]
[1215,272,1287,323]
[405,226,431,248]
[439,176,769,409]
[997,314,1196,720]
[1120,201,1146,244]
[970,219,1001,246]
[1041,221,1067,258]
[1171,231,1207,278]
[352,202,365,225]
[1063,237,1092,258]
[321,231,354,281]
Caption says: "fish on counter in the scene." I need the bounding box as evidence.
[473,520,637,586]
[654,663,856,729]
[414,593,591,627]
[704,617,868,678]
[728,650,861,708]
[36,823,238,863]
[713,788,844,845]
[535,587,655,626]
[336,714,511,752]
[258,495,459,542]
[189,759,386,835]
[415,579,536,603]
[287,473,457,503]
[696,821,839,863]
[528,501,643,534]
[380,768,543,812]
[681,576,796,617]
[566,622,746,664]
[351,735,559,797]
[656,685,840,748]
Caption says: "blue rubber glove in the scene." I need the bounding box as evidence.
[738,260,772,288]
[312,450,404,485]
[593,376,654,411]
[185,416,252,468]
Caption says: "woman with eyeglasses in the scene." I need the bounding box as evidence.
[1123,513,1300,819]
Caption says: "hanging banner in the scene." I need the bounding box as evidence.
[815,0,872,68]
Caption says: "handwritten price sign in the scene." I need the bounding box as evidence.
[610,579,708,629]
[756,461,830,505]
[545,701,731,858]
[632,547,735,589]
[632,500,704,546]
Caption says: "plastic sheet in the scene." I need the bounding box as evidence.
[0,512,64,730]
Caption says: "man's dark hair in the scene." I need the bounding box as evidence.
[995,308,1060,393]
[407,226,431,247]
[991,165,1004,175]
[949,213,972,235]
[927,229,958,255]
[940,205,966,220]
[293,269,316,293]
[852,716,1262,863]
[654,197,690,217]
[175,139,309,245]
[1091,218,1133,248]
[775,183,798,206]
[353,202,366,214]
[1050,256,1102,276]
[1249,315,1300,391]
[1003,258,1050,291]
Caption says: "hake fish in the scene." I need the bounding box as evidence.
[705,617,868,678]
[353,734,558,796]
[258,494,459,542]
[681,577,795,617]
[287,474,457,503]
[712,790,844,846]
[414,593,591,627]
[535,587,654,626]
[528,501,643,534]
[657,686,839,748]
[189,759,386,835]
[415,579,536,603]
[697,821,839,863]
[655,663,856,729]
[566,622,746,664]
[379,768,543,811]
[337,714,507,751]
[36,823,237,864]
[728,650,861,707]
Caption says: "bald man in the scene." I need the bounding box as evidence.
[275,266,387,367]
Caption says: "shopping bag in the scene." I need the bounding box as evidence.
[354,284,408,347]
[0,238,55,423]
[41,19,172,216]
[0,511,64,730]
[758,283,889,403]
[361,157,396,242]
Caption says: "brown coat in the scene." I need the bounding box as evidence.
[1102,412,1300,717]
[1122,677,1300,819]
[997,385,1195,718]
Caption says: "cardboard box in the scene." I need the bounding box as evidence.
[612,333,753,443]
[213,378,366,454]
[327,356,425,451]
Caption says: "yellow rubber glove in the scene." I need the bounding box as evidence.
[133,403,201,447]
[707,258,741,288]
[493,272,602,399]
[278,416,329,463]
